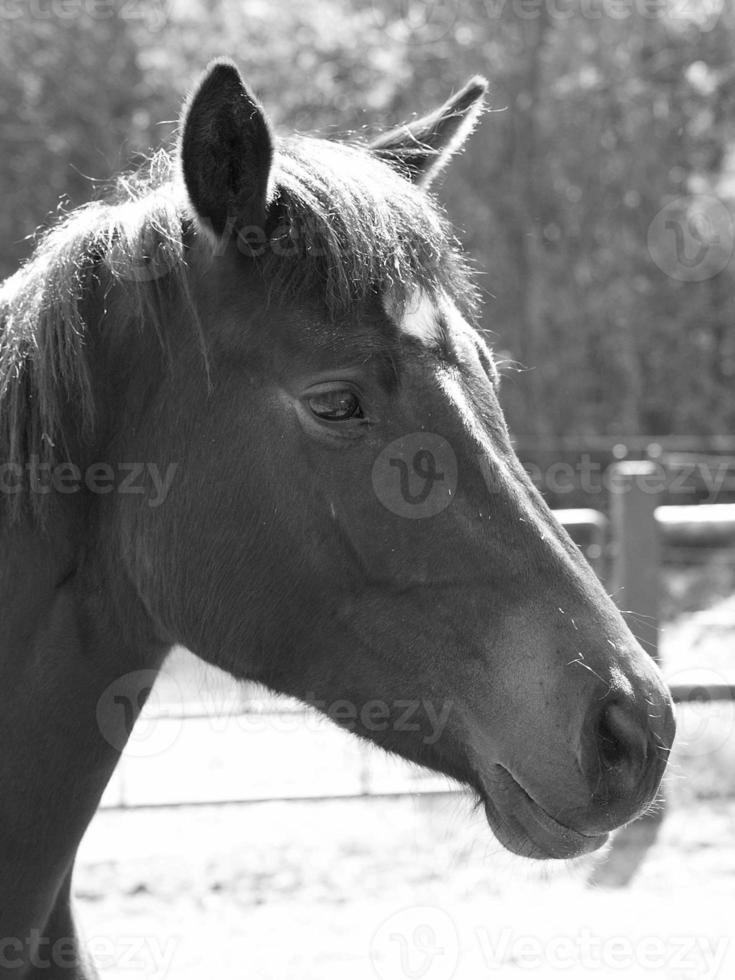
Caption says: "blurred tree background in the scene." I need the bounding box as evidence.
[1,0,734,440]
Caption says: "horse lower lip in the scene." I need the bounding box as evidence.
[483,770,608,860]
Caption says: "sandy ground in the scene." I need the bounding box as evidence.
[71,596,735,980]
[74,796,735,980]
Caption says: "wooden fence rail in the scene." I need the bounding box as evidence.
[557,461,735,704]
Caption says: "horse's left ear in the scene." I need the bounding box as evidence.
[179,59,274,240]
[370,77,488,186]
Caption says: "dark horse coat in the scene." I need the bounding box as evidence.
[0,60,674,979]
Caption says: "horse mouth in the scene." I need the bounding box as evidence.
[482,766,609,860]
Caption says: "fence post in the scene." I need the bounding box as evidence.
[609,460,661,662]
[588,459,666,883]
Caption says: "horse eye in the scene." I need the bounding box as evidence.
[307,390,363,422]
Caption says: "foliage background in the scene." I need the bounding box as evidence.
[1,0,734,440]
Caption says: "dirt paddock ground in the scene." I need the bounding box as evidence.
[75,794,735,980]
[73,597,735,980]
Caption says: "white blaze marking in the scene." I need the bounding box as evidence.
[384,288,444,344]
[384,289,498,384]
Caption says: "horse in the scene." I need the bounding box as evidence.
[0,59,674,979]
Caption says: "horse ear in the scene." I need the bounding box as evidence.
[370,77,488,186]
[179,59,274,239]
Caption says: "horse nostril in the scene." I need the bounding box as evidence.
[574,681,674,834]
[597,701,647,776]
[577,694,664,831]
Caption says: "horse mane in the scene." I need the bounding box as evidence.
[0,150,191,522]
[0,136,476,521]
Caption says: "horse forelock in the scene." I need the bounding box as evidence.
[267,136,477,320]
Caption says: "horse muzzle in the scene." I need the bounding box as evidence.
[479,675,676,860]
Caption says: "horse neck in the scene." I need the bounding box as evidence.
[0,260,187,943]
[0,475,166,949]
